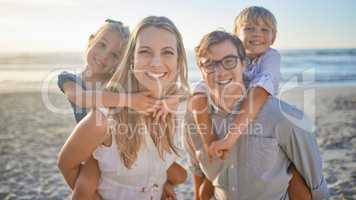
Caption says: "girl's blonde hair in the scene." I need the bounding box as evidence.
[88,19,130,47]
[106,16,189,169]
[233,6,277,42]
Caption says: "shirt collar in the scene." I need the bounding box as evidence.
[246,48,271,67]
[207,94,244,117]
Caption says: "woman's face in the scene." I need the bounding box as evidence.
[133,26,178,97]
[86,29,123,76]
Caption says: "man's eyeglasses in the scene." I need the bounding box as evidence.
[200,55,240,74]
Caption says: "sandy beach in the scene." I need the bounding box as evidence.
[0,85,355,200]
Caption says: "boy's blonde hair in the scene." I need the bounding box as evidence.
[233,6,277,42]
[106,16,189,169]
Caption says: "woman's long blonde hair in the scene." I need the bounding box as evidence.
[106,16,189,169]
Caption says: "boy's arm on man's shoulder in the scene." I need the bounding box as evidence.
[183,112,225,181]
[277,119,329,199]
[219,86,269,151]
[189,94,216,150]
[183,113,205,175]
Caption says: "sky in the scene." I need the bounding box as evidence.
[1,0,356,52]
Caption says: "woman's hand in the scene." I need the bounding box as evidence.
[161,181,177,200]
[128,92,160,115]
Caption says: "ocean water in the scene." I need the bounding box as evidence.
[187,48,356,86]
[0,49,356,91]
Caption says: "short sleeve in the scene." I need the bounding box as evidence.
[57,71,85,93]
[57,71,88,122]
[249,73,276,95]
[249,49,281,96]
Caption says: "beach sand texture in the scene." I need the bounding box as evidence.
[0,86,355,200]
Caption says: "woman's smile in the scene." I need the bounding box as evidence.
[144,71,168,80]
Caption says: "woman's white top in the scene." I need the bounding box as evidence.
[93,103,186,200]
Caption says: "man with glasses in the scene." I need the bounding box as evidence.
[183,31,328,200]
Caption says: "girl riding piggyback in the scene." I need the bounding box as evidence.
[57,19,187,200]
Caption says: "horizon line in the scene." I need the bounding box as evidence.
[1,47,356,54]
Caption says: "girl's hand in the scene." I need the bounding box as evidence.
[153,96,180,121]
[161,181,177,200]
[128,92,160,115]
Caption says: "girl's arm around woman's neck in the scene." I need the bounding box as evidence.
[62,81,128,109]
